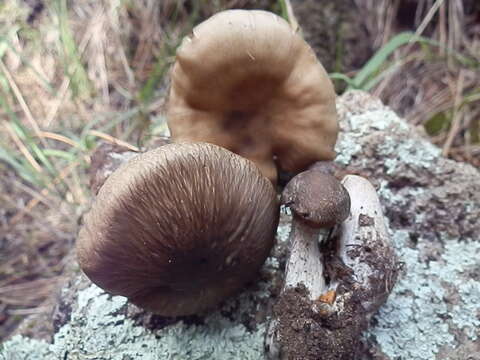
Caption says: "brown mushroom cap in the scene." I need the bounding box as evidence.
[281,170,350,228]
[77,143,279,316]
[167,9,338,183]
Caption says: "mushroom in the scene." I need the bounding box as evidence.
[77,142,279,316]
[167,9,338,183]
[280,168,350,299]
[266,172,399,359]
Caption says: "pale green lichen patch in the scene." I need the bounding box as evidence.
[377,181,426,209]
[378,137,441,175]
[369,231,480,359]
[369,231,454,359]
[335,134,361,166]
[0,335,51,360]
[451,280,480,340]
[334,93,480,359]
[1,282,269,360]
[276,213,292,243]
[336,107,441,169]
[336,108,396,166]
[441,243,480,341]
[1,227,289,360]
[345,109,408,133]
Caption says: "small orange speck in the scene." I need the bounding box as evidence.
[318,290,336,305]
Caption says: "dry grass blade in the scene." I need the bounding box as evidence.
[414,0,445,38]
[44,79,71,128]
[7,160,82,226]
[0,60,46,147]
[7,306,53,316]
[38,131,79,148]
[0,277,65,307]
[3,122,42,173]
[358,0,480,166]
[88,130,140,151]
[278,0,298,31]
[443,70,466,156]
[45,3,102,127]
[11,179,58,210]
[373,1,446,98]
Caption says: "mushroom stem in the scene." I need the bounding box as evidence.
[283,221,327,299]
[336,175,398,314]
[279,166,350,299]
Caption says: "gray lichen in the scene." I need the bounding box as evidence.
[371,231,480,359]
[335,91,480,359]
[0,336,51,360]
[371,231,451,359]
[1,271,271,360]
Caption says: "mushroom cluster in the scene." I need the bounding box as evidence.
[77,9,342,318]
[266,170,398,359]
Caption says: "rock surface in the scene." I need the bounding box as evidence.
[2,91,480,359]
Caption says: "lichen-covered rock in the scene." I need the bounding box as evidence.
[2,91,479,359]
[1,247,285,360]
[335,92,480,360]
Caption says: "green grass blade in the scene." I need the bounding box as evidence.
[351,32,417,89]
[462,90,480,105]
[360,58,407,91]
[421,38,479,67]
[43,149,76,161]
[0,26,20,57]
[3,40,55,93]
[9,119,57,176]
[349,31,476,91]
[138,53,169,104]
[277,0,289,21]
[1,27,55,93]
[54,0,91,97]
[0,147,40,186]
[98,107,141,133]
[329,73,356,87]
[0,86,45,187]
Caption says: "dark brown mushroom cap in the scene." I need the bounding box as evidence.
[281,170,350,228]
[77,143,279,316]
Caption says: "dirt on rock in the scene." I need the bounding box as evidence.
[273,284,366,360]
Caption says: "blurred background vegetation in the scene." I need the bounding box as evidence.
[0,0,478,340]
